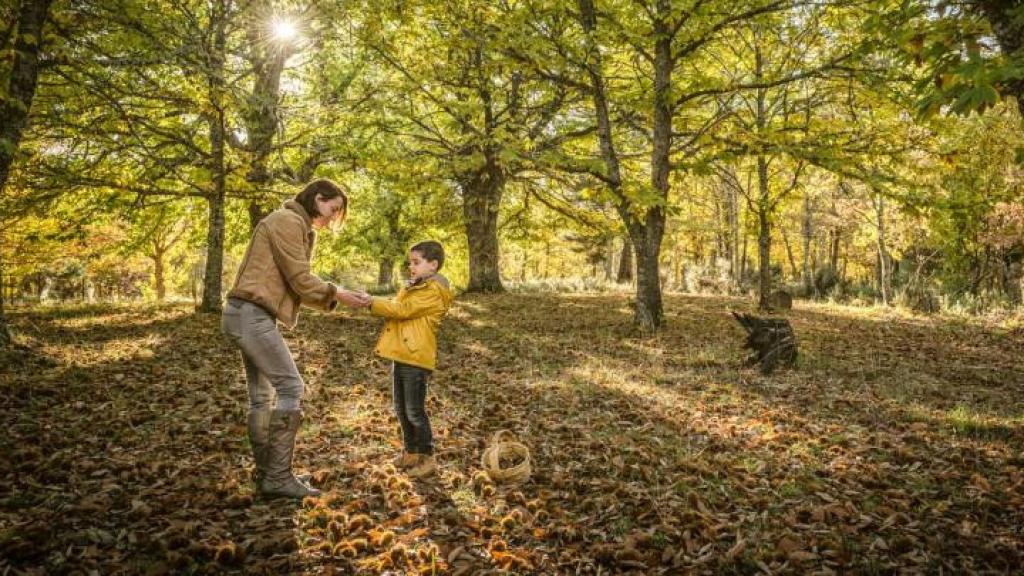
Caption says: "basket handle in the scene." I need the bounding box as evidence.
[490,429,515,445]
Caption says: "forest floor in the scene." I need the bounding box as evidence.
[2,292,1023,575]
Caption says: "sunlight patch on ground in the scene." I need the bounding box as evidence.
[451,300,488,314]
[40,334,167,367]
[464,318,496,328]
[457,340,495,357]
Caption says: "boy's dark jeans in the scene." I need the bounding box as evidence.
[392,361,433,455]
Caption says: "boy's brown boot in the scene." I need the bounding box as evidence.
[392,452,418,469]
[407,455,436,478]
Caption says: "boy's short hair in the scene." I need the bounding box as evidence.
[294,178,349,221]
[411,241,445,271]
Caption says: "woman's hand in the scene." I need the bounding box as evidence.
[336,289,372,308]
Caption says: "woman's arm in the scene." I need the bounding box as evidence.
[266,216,337,310]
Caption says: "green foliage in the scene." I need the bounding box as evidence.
[919,104,1024,297]
[896,1,1024,117]
[2,0,1024,315]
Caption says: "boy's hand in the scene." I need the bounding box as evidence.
[337,289,371,309]
[354,290,372,307]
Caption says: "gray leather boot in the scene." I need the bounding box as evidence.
[259,410,321,499]
[249,409,310,487]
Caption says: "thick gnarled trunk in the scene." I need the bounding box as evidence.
[0,0,53,346]
[0,0,52,191]
[630,220,665,331]
[461,161,505,293]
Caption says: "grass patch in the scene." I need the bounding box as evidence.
[946,405,1019,440]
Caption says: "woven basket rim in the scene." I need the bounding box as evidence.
[481,431,532,483]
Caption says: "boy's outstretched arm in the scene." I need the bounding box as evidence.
[370,290,444,320]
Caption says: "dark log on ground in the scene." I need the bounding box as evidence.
[731,311,798,375]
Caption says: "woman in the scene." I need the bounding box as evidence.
[222,178,368,499]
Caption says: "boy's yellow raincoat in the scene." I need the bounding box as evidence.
[370,275,454,370]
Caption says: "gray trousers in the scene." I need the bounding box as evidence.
[221,298,304,411]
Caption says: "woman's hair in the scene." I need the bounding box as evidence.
[294,178,349,222]
[411,240,445,271]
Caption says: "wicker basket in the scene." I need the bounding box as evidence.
[480,430,531,484]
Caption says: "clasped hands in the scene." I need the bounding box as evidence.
[336,289,372,309]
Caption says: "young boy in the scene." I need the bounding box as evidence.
[365,241,453,478]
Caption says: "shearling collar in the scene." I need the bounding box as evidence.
[284,200,313,230]
[407,273,450,290]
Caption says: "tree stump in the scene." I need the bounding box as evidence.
[731,311,798,375]
[767,289,793,310]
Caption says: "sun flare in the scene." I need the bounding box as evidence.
[270,18,297,42]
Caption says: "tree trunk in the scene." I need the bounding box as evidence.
[829,229,841,272]
[727,183,740,289]
[712,193,727,266]
[631,225,664,331]
[242,2,290,226]
[802,192,814,296]
[248,201,271,232]
[244,25,288,185]
[153,243,167,302]
[757,210,772,309]
[199,4,229,313]
[780,224,798,281]
[0,0,53,347]
[378,257,395,289]
[604,237,615,281]
[674,249,684,289]
[617,239,633,282]
[752,39,774,310]
[740,230,749,286]
[191,262,201,305]
[0,0,53,192]
[578,0,666,331]
[1003,255,1023,305]
[874,193,891,305]
[0,236,9,347]
[635,0,671,332]
[756,157,772,310]
[200,117,227,312]
[542,241,551,279]
[461,161,505,292]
